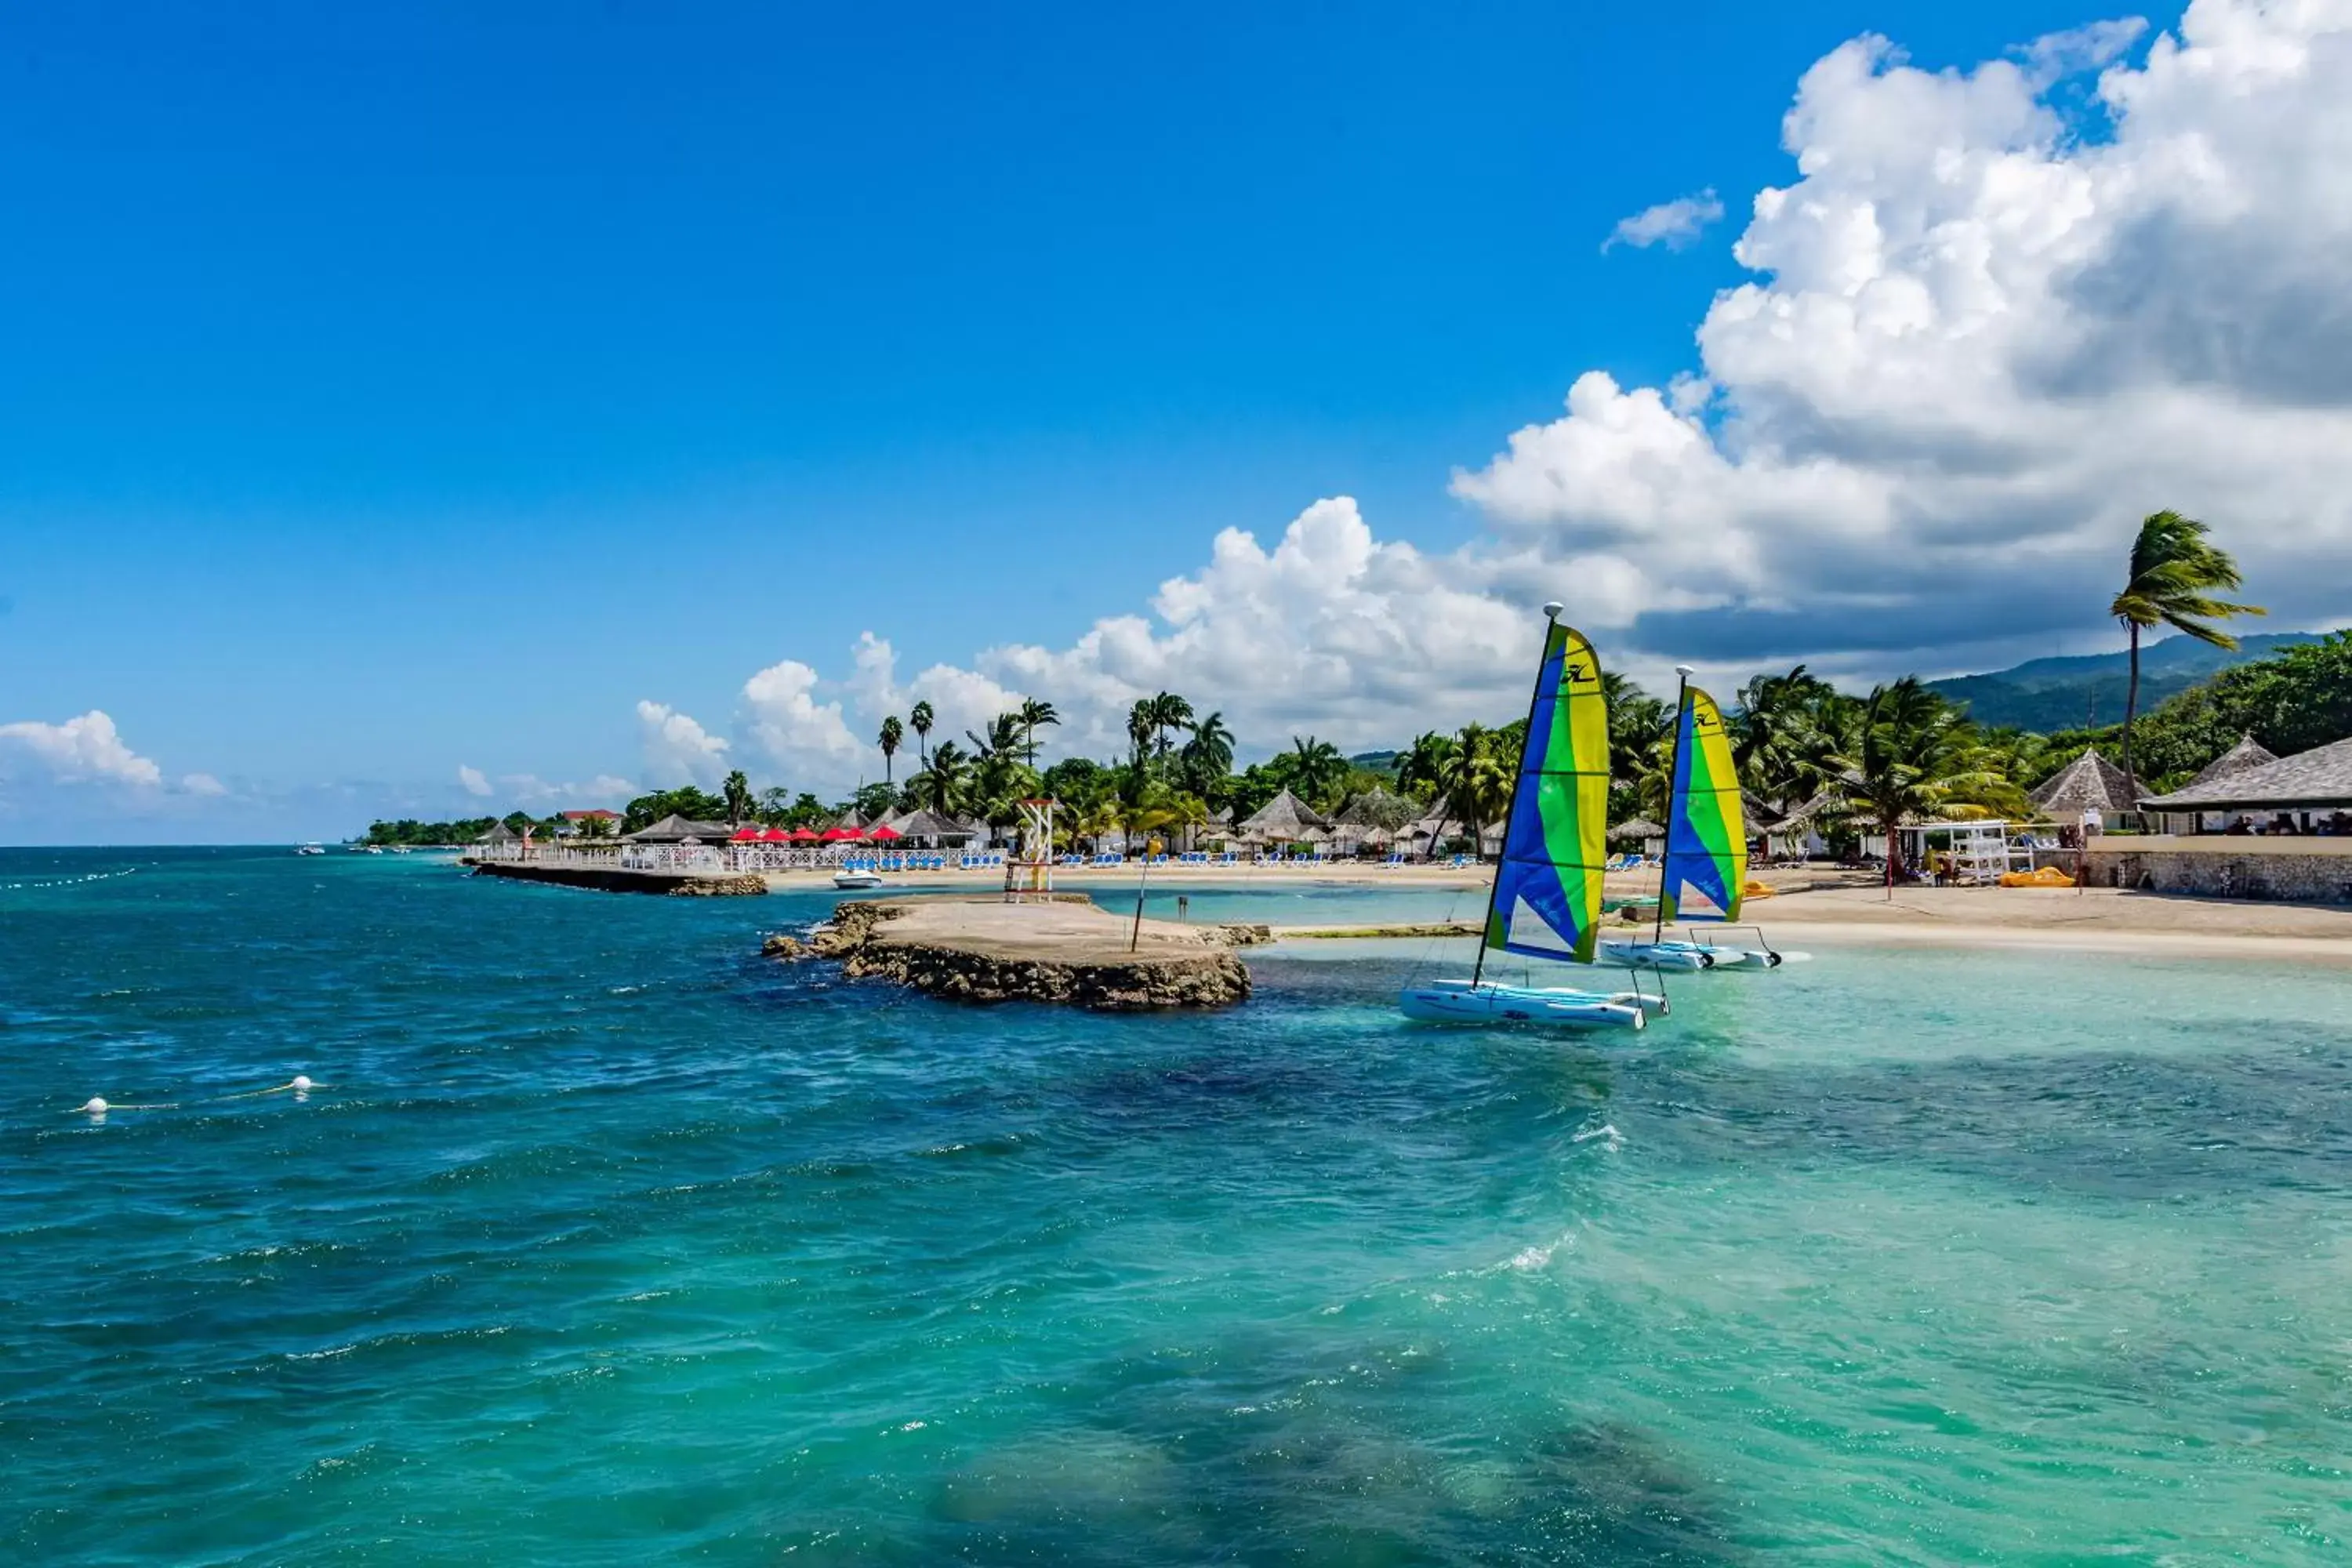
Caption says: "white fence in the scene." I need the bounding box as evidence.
[468,841,1004,873]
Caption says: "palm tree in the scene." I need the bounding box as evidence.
[1828,679,2024,882]
[721,769,754,826]
[1730,665,1834,807]
[1287,735,1348,807]
[1126,699,1156,768]
[878,716,904,783]
[2110,510,2263,795]
[1395,731,1457,801]
[1016,698,1059,764]
[1178,710,1235,797]
[909,700,935,769]
[1435,724,1509,858]
[1147,692,1195,759]
[911,739,969,815]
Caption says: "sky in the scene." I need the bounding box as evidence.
[8,0,2352,842]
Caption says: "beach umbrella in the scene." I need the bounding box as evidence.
[760,826,791,842]
[819,825,862,842]
[867,823,902,841]
[787,826,820,842]
[730,826,762,842]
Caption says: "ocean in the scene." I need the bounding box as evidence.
[3,848,2347,1563]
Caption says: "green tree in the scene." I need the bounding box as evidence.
[910,739,970,815]
[878,715,904,783]
[1435,724,1510,857]
[1729,665,1835,806]
[1396,731,1457,801]
[1147,692,1194,759]
[1286,735,1348,808]
[2109,510,2264,795]
[1124,699,1156,768]
[721,770,753,826]
[1178,710,1235,799]
[909,699,935,769]
[1828,679,2024,880]
[1016,697,1059,764]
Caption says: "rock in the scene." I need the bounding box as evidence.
[1211,923,1276,946]
[761,932,808,959]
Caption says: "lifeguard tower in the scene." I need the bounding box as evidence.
[1005,797,1057,902]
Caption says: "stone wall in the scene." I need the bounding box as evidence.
[2084,838,2352,903]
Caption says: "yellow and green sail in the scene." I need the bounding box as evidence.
[1484,622,1610,964]
[1660,685,1746,923]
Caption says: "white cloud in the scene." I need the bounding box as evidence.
[496,772,637,806]
[635,700,730,788]
[1604,188,1726,252]
[0,711,165,788]
[180,772,228,797]
[741,658,867,782]
[458,764,493,797]
[642,0,2352,762]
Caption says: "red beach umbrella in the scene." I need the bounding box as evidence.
[819,825,862,842]
[760,826,791,842]
[730,826,762,842]
[787,826,820,842]
[867,823,902,841]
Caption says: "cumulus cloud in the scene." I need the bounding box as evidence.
[1455,0,2352,670]
[458,764,493,797]
[180,771,228,797]
[1604,188,1726,252]
[0,711,166,788]
[636,0,2352,768]
[635,700,730,787]
[494,772,637,806]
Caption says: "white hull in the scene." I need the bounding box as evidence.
[832,871,887,890]
[1600,938,1795,971]
[1399,978,1650,1030]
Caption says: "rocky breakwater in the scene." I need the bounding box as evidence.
[793,895,1258,1010]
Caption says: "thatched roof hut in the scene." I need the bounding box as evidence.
[2141,735,2352,812]
[476,821,517,844]
[2028,748,2141,817]
[891,808,978,844]
[1608,817,1664,841]
[2183,733,2279,792]
[624,813,732,843]
[1238,788,1330,841]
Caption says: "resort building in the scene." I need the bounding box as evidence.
[2138,734,2352,835]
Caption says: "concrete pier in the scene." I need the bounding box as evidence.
[465,858,767,896]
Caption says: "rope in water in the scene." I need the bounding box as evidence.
[71,1076,318,1116]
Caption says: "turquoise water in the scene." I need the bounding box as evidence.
[4,848,2349,1563]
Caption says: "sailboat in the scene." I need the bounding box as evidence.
[1599,670,1788,971]
[1399,604,1661,1031]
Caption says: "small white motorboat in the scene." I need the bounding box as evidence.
[832,869,887,890]
[1400,978,1655,1030]
[295,843,327,856]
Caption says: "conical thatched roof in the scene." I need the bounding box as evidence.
[891,807,977,840]
[624,813,732,843]
[2142,735,2352,811]
[2184,733,2278,791]
[1330,786,1421,830]
[1609,817,1664,840]
[477,821,517,843]
[1238,788,1330,839]
[2028,748,2141,815]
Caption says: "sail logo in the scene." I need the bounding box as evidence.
[1564,660,1595,687]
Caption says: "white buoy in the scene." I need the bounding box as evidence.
[79,1098,108,1115]
[290,1075,314,1093]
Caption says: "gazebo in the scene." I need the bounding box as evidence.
[2028,748,2143,830]
[891,808,977,846]
[1238,788,1331,848]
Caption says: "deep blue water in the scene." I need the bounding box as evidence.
[3,848,2349,1563]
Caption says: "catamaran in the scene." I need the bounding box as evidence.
[1399,605,1662,1032]
[1599,670,1794,971]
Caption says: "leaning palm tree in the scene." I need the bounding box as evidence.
[877,715,904,783]
[909,700,935,769]
[1016,698,1059,764]
[721,769,754,826]
[1147,692,1195,759]
[911,739,969,815]
[2109,510,2263,796]
[1395,731,1457,802]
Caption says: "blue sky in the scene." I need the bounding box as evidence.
[21,0,2347,843]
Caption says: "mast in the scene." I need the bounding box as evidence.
[1654,664,1694,944]
[1472,601,1564,989]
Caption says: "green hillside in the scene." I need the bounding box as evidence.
[1926,632,2324,731]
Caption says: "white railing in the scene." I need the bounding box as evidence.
[465,841,1007,873]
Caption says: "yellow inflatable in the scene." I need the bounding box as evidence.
[1742,877,1777,899]
[1998,865,2078,888]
